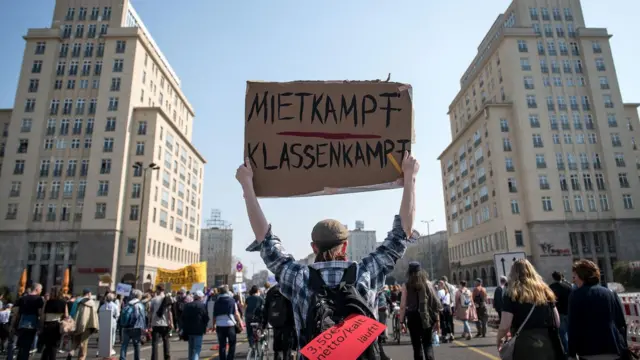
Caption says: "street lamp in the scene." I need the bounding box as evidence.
[421,219,435,278]
[133,161,160,288]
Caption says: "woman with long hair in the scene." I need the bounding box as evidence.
[436,280,453,343]
[40,287,67,360]
[399,262,441,360]
[496,259,564,359]
[453,280,476,340]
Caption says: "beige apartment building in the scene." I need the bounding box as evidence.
[0,0,206,293]
[439,0,640,286]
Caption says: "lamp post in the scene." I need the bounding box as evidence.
[421,219,435,277]
[134,161,160,288]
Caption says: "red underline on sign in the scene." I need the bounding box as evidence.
[276,131,382,140]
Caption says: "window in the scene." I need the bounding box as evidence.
[599,194,610,211]
[136,141,145,155]
[587,194,597,212]
[563,196,571,212]
[129,205,139,221]
[103,138,114,152]
[542,196,553,211]
[503,138,512,151]
[138,121,147,135]
[508,178,517,193]
[126,238,136,255]
[515,231,524,247]
[511,200,520,214]
[517,40,528,52]
[619,173,630,188]
[97,181,109,196]
[526,95,537,108]
[595,58,606,71]
[574,195,585,212]
[105,117,116,132]
[524,76,534,89]
[95,203,106,219]
[532,134,543,148]
[115,40,126,54]
[108,97,119,111]
[110,77,121,91]
[113,59,124,72]
[623,194,634,209]
[520,58,531,71]
[500,119,509,132]
[14,160,25,175]
[539,175,549,190]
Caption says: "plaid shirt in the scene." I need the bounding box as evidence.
[247,215,413,342]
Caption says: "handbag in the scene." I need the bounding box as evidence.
[60,317,76,334]
[499,304,535,360]
[227,314,243,334]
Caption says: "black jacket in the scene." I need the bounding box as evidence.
[568,284,628,358]
[181,301,209,336]
[493,286,504,312]
[549,281,572,316]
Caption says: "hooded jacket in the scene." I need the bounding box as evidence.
[73,297,99,334]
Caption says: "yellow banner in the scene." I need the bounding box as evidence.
[155,262,207,292]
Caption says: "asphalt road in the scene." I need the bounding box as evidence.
[59,321,499,360]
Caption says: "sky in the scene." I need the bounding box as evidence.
[1,0,639,275]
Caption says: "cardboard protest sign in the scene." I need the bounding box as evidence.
[300,315,386,360]
[244,80,414,197]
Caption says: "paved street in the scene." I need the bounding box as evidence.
[49,321,498,360]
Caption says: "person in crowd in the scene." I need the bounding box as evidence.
[181,291,209,360]
[239,151,419,359]
[549,270,572,356]
[212,285,243,360]
[493,276,507,322]
[173,289,187,334]
[149,285,173,360]
[69,288,99,360]
[454,280,476,340]
[568,260,629,360]
[0,302,10,354]
[14,283,44,360]
[232,294,243,320]
[262,282,295,360]
[439,277,456,338]
[472,279,488,338]
[244,285,264,349]
[377,288,392,343]
[119,289,147,360]
[496,259,564,360]
[398,262,442,360]
[40,287,67,360]
[436,280,453,343]
[97,293,119,357]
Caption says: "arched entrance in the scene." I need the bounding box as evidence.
[458,271,463,283]
[481,268,488,286]
[472,269,478,281]
[452,273,457,284]
[465,270,470,281]
[121,273,136,285]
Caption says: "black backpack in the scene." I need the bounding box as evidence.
[267,287,292,328]
[304,263,380,360]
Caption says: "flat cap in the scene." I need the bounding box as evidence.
[311,219,349,251]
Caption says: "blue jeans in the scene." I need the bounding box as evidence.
[120,328,142,360]
[216,326,236,360]
[559,314,568,354]
[462,320,471,334]
[187,335,203,360]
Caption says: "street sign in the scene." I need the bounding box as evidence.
[235,271,243,284]
[493,251,526,280]
[236,262,244,272]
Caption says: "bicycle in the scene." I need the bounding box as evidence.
[246,323,270,360]
[391,302,402,344]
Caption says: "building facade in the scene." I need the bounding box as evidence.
[0,0,205,293]
[200,227,233,288]
[439,0,640,285]
[347,221,377,263]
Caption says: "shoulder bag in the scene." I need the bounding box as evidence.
[499,304,535,360]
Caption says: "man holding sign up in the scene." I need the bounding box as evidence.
[239,146,418,360]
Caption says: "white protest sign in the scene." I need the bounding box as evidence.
[115,283,132,296]
[190,282,205,293]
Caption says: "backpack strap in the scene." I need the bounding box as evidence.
[339,263,358,287]
[308,266,327,293]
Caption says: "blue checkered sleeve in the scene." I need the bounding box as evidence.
[245,226,304,301]
[360,215,414,292]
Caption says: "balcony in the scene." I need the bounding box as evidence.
[540,183,550,190]
[537,162,547,169]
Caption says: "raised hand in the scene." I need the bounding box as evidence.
[401,151,419,177]
[235,157,253,187]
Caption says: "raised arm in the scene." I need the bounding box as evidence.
[236,158,269,242]
[360,152,419,290]
[399,151,419,236]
